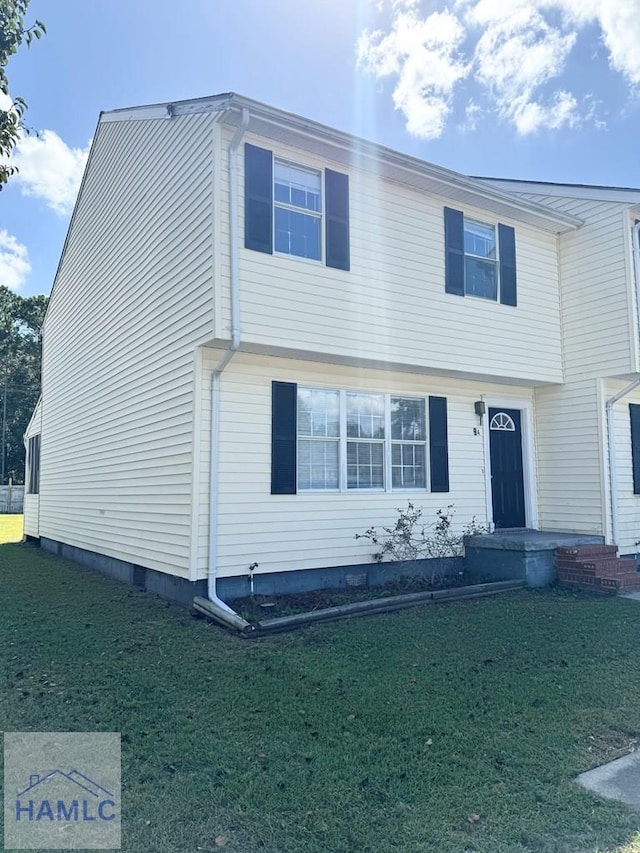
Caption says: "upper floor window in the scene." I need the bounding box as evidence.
[444,207,517,306]
[245,143,350,271]
[274,161,322,261]
[464,219,497,300]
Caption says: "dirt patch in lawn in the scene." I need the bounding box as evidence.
[232,571,495,622]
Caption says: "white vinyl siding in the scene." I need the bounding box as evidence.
[221,130,563,385]
[196,351,534,579]
[38,113,217,577]
[535,380,605,534]
[607,380,640,554]
[511,191,636,382]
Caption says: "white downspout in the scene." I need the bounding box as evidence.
[633,222,640,361]
[207,107,250,613]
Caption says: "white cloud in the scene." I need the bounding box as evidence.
[598,0,640,85]
[358,8,469,139]
[473,6,579,133]
[10,130,90,216]
[359,0,640,138]
[0,230,31,292]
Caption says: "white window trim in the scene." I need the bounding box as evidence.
[481,396,538,529]
[273,157,324,264]
[297,388,429,494]
[463,216,500,302]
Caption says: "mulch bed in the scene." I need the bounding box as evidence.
[232,570,495,622]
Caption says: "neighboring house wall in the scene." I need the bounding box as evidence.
[227,130,564,385]
[531,195,635,381]
[534,379,604,535]
[196,350,535,580]
[482,183,638,382]
[38,112,218,577]
[478,182,640,548]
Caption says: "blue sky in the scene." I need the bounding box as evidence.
[3,0,640,297]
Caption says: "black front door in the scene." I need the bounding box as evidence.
[489,407,526,529]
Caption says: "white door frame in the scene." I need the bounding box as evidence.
[482,396,538,530]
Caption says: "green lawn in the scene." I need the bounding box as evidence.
[2,535,640,852]
[0,514,23,544]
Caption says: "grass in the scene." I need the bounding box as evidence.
[2,525,640,851]
[0,514,23,544]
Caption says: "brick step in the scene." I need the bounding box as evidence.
[555,545,618,559]
[558,571,640,595]
[556,558,637,577]
[599,572,640,591]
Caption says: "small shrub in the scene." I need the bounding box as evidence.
[355,502,490,563]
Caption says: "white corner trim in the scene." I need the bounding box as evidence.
[481,395,538,529]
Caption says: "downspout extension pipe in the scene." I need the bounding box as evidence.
[205,108,250,621]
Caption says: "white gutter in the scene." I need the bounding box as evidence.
[206,107,250,616]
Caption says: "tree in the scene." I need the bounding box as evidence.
[0,285,47,483]
[0,0,45,188]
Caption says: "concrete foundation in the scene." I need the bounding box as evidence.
[38,537,463,606]
[464,529,605,588]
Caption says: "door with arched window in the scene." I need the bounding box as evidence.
[488,407,526,528]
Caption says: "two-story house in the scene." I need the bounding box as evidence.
[22,93,640,611]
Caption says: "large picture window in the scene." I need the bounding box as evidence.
[272,381,448,495]
[296,389,427,492]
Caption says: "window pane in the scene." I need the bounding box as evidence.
[346,393,385,439]
[275,207,321,261]
[298,388,339,437]
[391,398,425,441]
[464,219,496,259]
[347,441,384,489]
[274,161,321,212]
[298,439,339,490]
[465,256,497,300]
[392,444,425,489]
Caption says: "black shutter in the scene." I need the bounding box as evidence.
[444,207,464,296]
[630,404,640,495]
[498,223,517,306]
[244,143,273,254]
[271,382,297,495]
[429,396,449,493]
[325,169,350,271]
